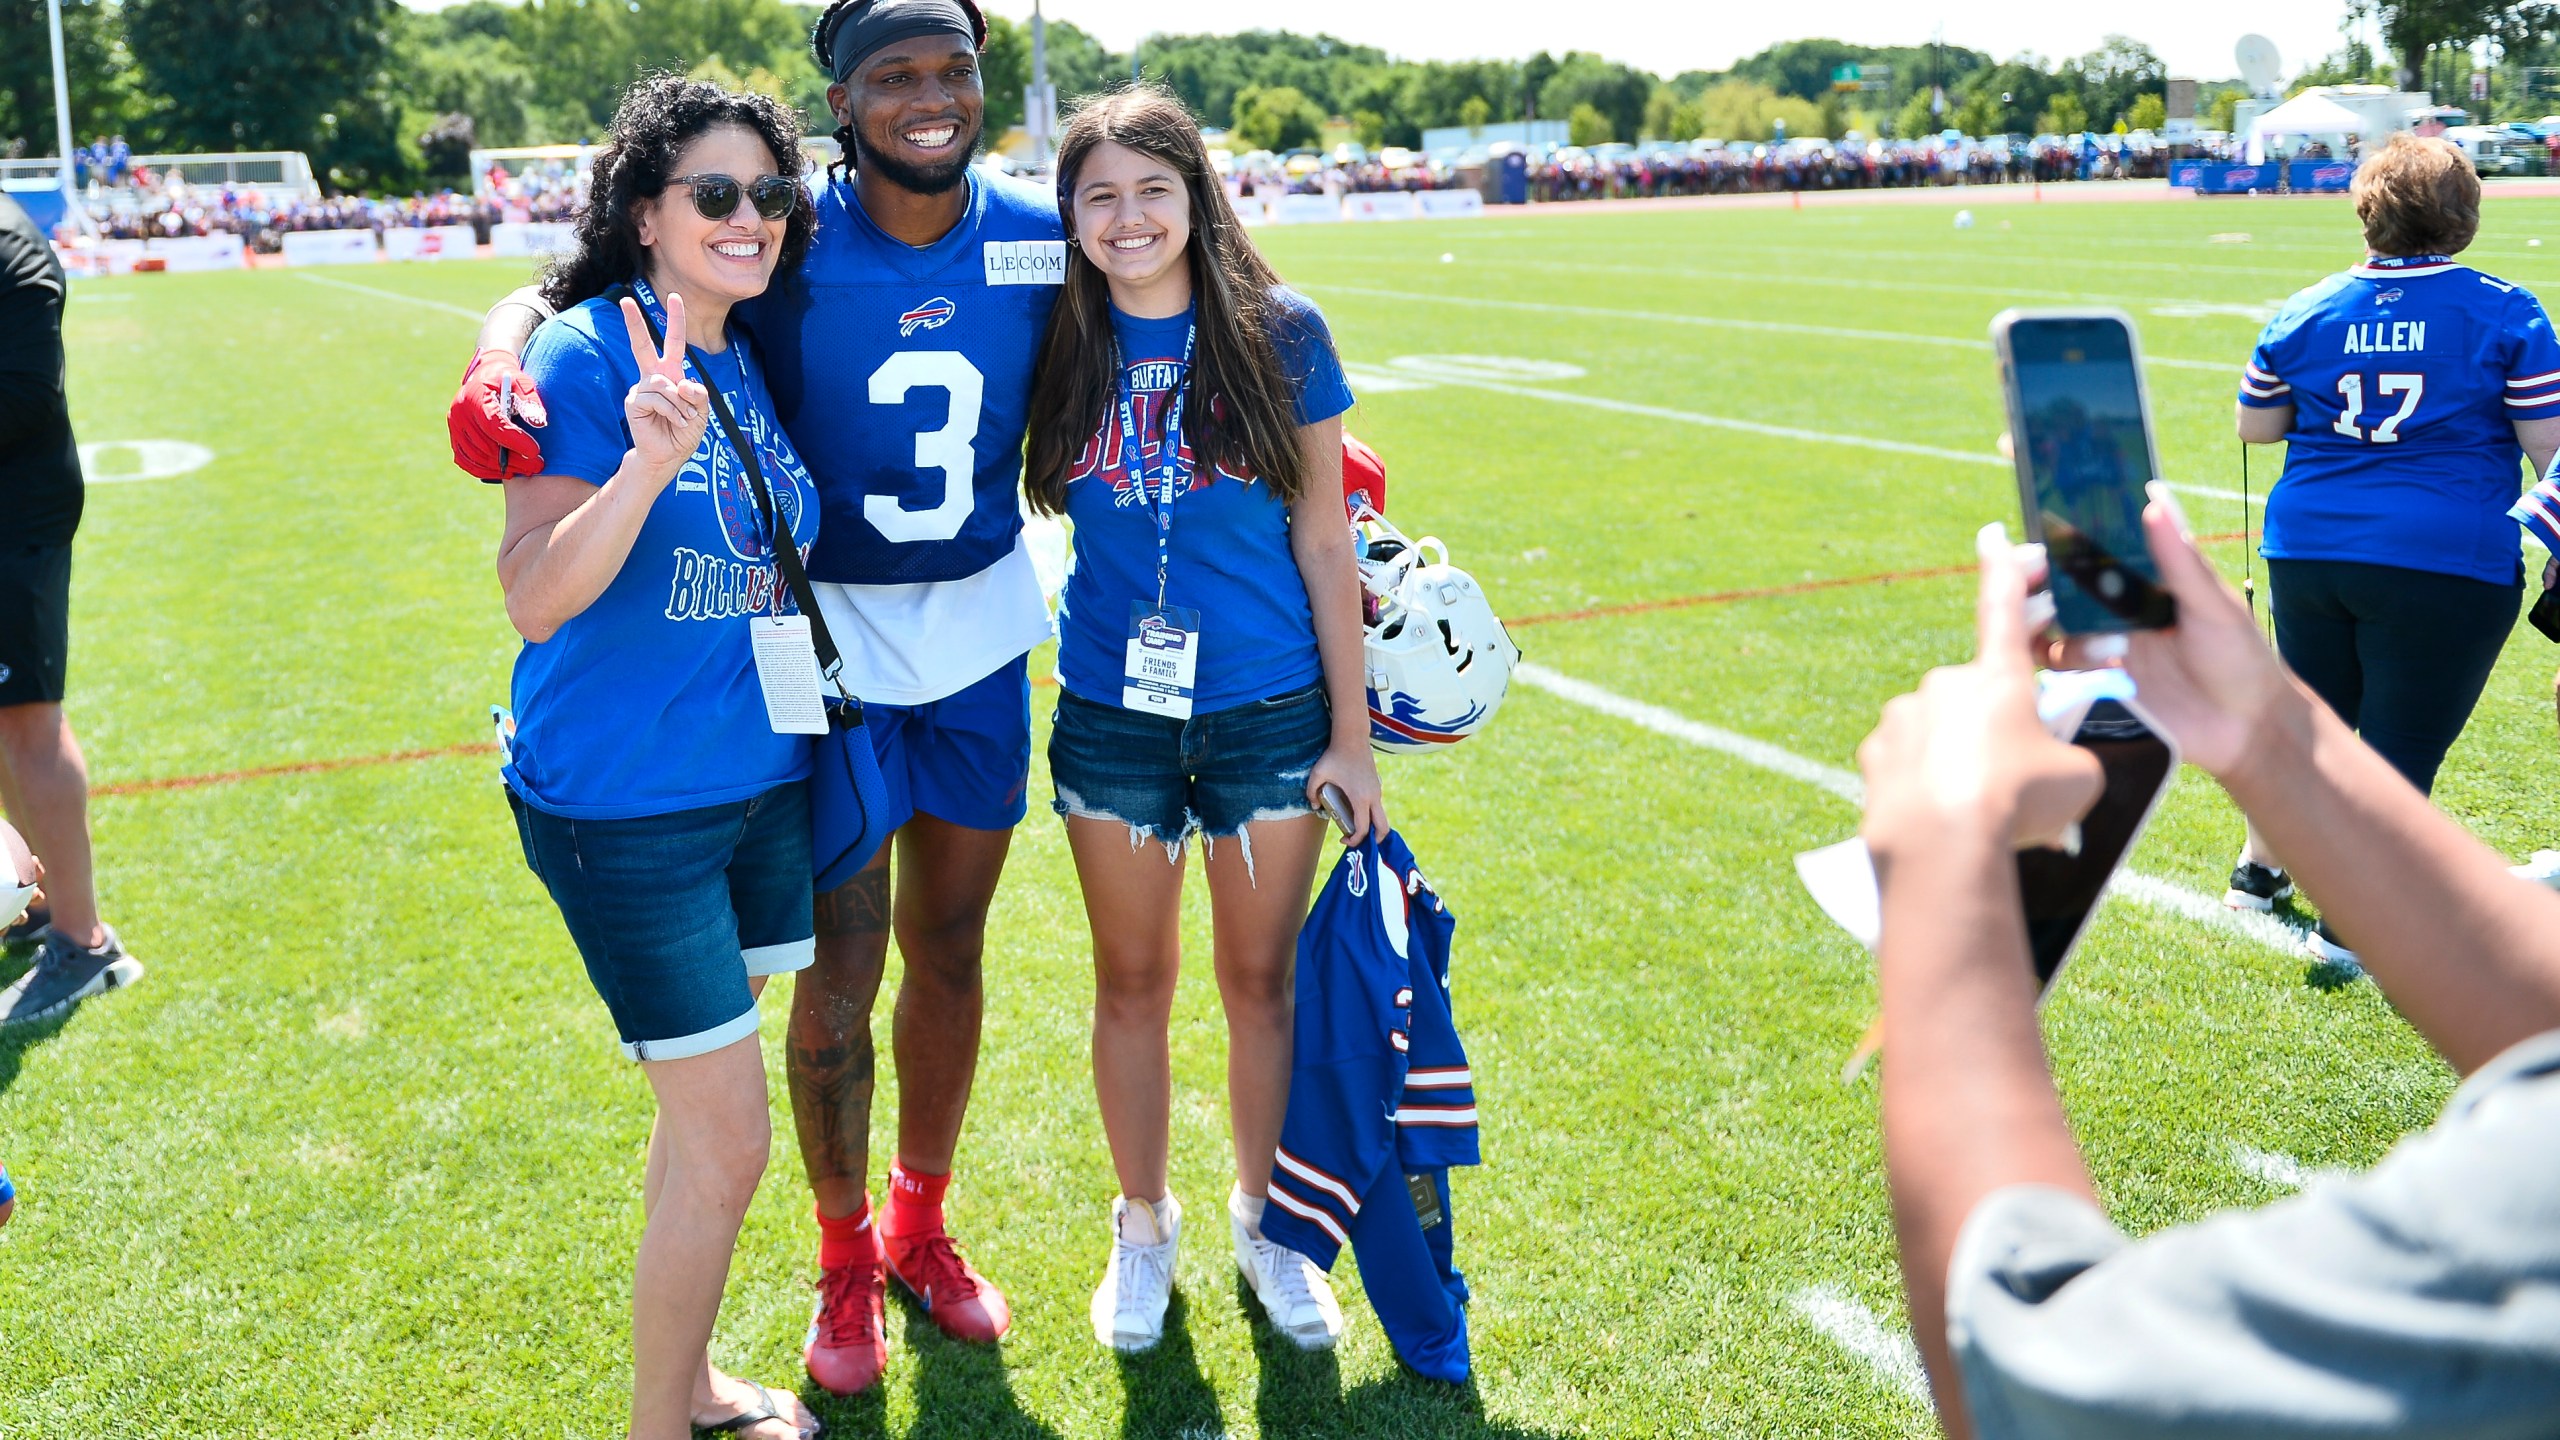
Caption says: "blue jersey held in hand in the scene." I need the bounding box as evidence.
[738,170,1065,586]
[2240,255,2560,586]
[1261,830,1479,1384]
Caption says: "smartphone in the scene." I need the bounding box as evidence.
[1991,309,2177,634]
[2016,692,2179,990]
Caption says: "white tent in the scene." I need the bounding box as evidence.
[2246,92,2365,163]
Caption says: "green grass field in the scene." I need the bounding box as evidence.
[9,188,2560,1437]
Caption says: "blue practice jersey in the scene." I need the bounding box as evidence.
[1261,832,1478,1384]
[740,170,1065,585]
[2240,255,2560,586]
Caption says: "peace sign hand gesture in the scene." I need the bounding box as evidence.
[620,292,710,490]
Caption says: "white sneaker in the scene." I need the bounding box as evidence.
[1090,1193,1180,1352]
[2512,850,2560,890]
[1230,1187,1343,1351]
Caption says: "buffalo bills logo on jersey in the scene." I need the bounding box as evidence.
[899,297,957,337]
[2377,288,2405,305]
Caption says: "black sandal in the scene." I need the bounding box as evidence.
[696,1381,818,1437]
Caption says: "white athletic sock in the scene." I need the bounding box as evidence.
[1229,1186,1267,1238]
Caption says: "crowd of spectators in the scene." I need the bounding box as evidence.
[76,166,581,252]
[1521,134,2176,202]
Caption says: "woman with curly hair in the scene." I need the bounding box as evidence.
[495,74,824,1440]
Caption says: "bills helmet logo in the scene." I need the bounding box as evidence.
[899,297,957,337]
[2376,287,2404,304]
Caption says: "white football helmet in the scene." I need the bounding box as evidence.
[1355,508,1521,755]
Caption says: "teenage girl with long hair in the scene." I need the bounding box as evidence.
[1023,86,1383,1355]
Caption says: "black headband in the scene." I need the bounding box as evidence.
[823,0,979,85]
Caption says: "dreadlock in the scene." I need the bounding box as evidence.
[810,0,989,185]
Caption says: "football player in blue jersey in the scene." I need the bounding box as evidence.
[2229,135,2560,967]
[447,0,1058,1396]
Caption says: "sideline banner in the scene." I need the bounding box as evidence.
[1270,194,1345,225]
[281,229,379,266]
[490,221,576,257]
[2291,161,2354,193]
[1343,192,1423,222]
[382,224,478,261]
[151,234,247,272]
[1418,190,1486,218]
[2170,161,2276,194]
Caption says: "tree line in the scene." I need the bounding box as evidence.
[22,0,2545,195]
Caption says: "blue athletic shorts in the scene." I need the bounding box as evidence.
[509,781,814,1062]
[867,652,1033,834]
[1048,682,1328,851]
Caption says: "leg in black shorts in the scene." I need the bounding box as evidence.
[2268,557,2521,795]
[0,543,71,707]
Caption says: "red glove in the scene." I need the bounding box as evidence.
[448,348,549,481]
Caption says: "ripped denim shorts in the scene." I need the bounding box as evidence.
[1049,682,1329,858]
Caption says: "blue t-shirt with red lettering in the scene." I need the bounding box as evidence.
[1055,289,1356,713]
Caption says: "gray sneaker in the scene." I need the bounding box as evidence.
[0,926,143,1027]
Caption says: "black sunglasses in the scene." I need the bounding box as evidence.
[669,172,798,222]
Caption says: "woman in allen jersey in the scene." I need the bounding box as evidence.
[2228,134,2560,967]
[1021,87,1383,1358]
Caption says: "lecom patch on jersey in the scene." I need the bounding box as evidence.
[985,240,1067,286]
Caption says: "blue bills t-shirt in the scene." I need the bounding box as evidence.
[1055,288,1356,713]
[504,287,821,819]
[2240,256,2560,586]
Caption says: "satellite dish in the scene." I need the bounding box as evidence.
[2236,34,2283,97]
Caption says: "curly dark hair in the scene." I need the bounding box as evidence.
[539,75,816,313]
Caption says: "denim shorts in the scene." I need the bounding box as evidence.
[1049,683,1329,859]
[510,781,814,1063]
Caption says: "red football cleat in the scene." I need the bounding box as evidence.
[882,1224,1012,1343]
[804,1259,888,1396]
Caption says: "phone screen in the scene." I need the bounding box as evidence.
[2007,315,2176,633]
[2016,700,2176,989]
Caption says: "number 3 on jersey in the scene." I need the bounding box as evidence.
[864,350,985,543]
[2333,372,2424,443]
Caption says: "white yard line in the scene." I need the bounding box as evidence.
[1790,1285,1932,1407]
[1310,283,2237,373]
[2229,1142,2348,1190]
[1371,366,2007,467]
[293,271,488,320]
[1512,662,2303,956]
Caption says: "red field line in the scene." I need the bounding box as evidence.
[1508,529,2246,630]
[92,534,2250,800]
[92,741,493,798]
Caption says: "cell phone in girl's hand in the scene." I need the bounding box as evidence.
[1319,782,1355,835]
[1991,309,2178,635]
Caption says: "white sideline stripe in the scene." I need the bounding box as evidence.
[2230,1142,2347,1191]
[1515,662,1865,803]
[1308,283,2237,373]
[1377,367,2004,467]
[2165,482,2263,507]
[1790,1285,1931,1406]
[1512,663,2301,956]
[294,271,487,320]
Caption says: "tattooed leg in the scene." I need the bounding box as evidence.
[791,849,891,1219]
[889,814,1015,1175]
